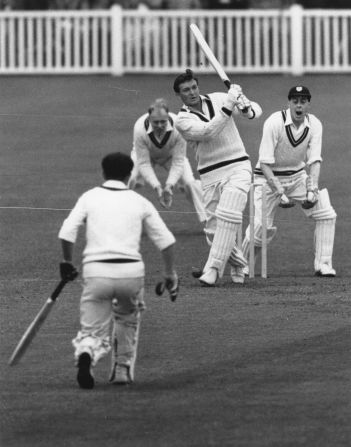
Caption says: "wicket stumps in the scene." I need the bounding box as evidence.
[248,182,268,279]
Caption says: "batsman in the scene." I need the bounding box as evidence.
[242,86,337,277]
[173,69,263,286]
[58,152,178,389]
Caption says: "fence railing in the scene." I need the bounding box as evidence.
[0,5,350,75]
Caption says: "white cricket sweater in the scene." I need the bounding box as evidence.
[255,108,323,173]
[58,180,175,278]
[132,112,186,189]
[175,92,262,186]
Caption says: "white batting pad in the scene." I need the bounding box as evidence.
[203,188,246,277]
[314,219,336,271]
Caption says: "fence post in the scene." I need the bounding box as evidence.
[290,4,304,76]
[111,5,123,76]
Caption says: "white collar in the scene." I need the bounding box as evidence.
[285,108,310,128]
[102,180,128,189]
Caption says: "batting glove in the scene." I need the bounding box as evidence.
[237,94,252,114]
[60,262,78,282]
[155,272,179,302]
[224,84,242,110]
[162,184,173,209]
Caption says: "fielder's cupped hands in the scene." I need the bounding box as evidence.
[154,185,165,207]
[162,184,173,209]
[157,184,173,209]
[60,261,78,282]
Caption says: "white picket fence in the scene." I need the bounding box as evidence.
[0,5,350,75]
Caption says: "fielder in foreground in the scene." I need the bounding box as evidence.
[129,98,206,223]
[173,69,262,286]
[242,86,337,277]
[58,152,178,389]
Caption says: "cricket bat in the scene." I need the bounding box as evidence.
[8,280,67,366]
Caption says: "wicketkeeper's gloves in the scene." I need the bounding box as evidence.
[302,176,319,209]
[60,262,78,282]
[301,190,318,209]
[155,272,179,302]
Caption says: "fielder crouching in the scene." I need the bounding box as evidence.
[58,152,178,389]
[242,86,337,277]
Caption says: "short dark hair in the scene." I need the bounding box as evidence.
[173,69,198,93]
[101,152,134,180]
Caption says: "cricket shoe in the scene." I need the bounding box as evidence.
[109,363,132,385]
[77,352,95,389]
[315,264,336,277]
[191,267,203,279]
[199,268,218,287]
[230,266,245,284]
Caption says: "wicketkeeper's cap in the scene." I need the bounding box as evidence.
[288,85,311,100]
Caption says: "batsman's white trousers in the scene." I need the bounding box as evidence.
[72,277,145,369]
[243,171,337,272]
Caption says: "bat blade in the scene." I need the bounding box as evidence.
[8,299,55,365]
[8,280,67,366]
[190,23,230,87]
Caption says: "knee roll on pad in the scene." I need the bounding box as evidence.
[312,209,337,220]
[310,188,337,221]
[220,188,248,213]
[216,206,242,224]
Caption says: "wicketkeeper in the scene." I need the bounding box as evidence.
[129,98,206,223]
[58,152,178,389]
[242,86,337,277]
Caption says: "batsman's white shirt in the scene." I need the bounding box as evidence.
[175,93,262,187]
[256,108,323,172]
[58,180,175,278]
[132,112,186,189]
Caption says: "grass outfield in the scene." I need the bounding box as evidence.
[0,74,350,447]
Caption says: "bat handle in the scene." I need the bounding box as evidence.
[51,279,68,301]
